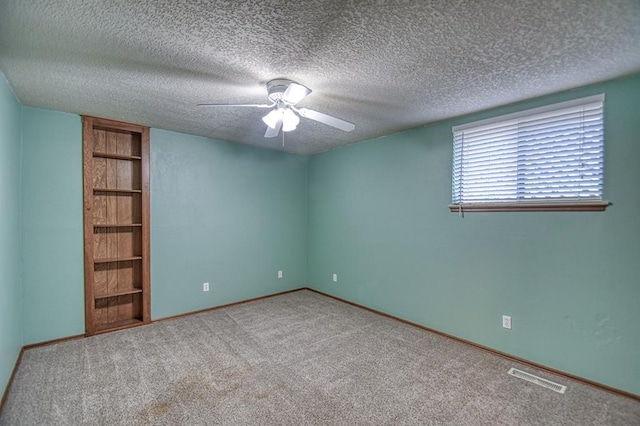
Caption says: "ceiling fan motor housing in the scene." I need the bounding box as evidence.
[199,78,354,137]
[266,79,293,103]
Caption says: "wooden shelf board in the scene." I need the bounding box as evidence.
[93,151,142,160]
[94,256,142,264]
[94,188,142,193]
[95,318,144,334]
[94,289,143,300]
[93,224,142,228]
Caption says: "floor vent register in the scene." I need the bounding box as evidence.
[508,367,567,394]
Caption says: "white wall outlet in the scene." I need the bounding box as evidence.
[203,282,209,292]
[278,270,283,278]
[332,273,338,282]
[502,315,512,329]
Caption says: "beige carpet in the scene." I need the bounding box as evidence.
[1,289,638,425]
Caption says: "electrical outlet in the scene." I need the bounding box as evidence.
[203,282,209,292]
[278,270,283,278]
[502,315,511,329]
[332,273,338,282]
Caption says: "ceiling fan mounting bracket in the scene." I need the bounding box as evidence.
[266,79,294,103]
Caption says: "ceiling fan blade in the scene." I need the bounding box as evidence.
[197,103,274,108]
[298,108,355,132]
[264,118,282,138]
[281,83,312,105]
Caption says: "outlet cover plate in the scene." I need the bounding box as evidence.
[502,315,512,329]
[203,282,209,292]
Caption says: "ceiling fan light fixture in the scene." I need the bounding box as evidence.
[281,108,300,132]
[201,79,355,139]
[262,109,283,129]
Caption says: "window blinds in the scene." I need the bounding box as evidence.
[452,94,604,205]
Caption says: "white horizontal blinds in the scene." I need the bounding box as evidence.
[453,120,520,203]
[452,95,604,204]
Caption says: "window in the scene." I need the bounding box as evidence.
[451,94,609,212]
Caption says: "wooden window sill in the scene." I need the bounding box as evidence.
[449,201,610,212]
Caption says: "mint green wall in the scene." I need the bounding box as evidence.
[21,108,84,344]
[8,74,639,397]
[0,74,23,396]
[308,74,640,395]
[150,129,308,318]
[18,114,309,340]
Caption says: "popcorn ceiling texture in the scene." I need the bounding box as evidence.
[0,0,639,154]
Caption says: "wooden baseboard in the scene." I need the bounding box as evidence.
[5,285,633,414]
[154,287,306,322]
[22,334,85,350]
[1,334,85,415]
[0,347,24,416]
[304,287,640,402]
[0,287,307,415]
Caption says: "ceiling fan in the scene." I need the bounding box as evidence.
[198,79,355,138]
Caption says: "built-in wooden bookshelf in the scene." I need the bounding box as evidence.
[82,116,150,336]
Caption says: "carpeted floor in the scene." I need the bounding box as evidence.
[1,289,638,425]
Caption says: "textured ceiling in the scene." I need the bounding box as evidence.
[1,1,639,155]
